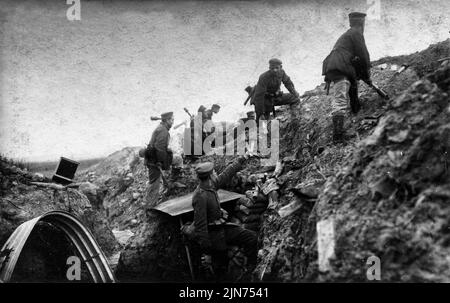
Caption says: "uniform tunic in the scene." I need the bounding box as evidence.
[251,69,299,118]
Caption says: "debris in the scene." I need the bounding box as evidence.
[261,178,279,196]
[278,197,302,218]
[317,218,335,273]
[32,173,45,182]
[388,129,410,143]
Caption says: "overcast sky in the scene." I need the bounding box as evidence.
[0,0,449,162]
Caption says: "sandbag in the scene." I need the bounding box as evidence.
[237,196,254,208]
[234,204,250,215]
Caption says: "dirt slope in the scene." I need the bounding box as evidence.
[254,39,450,282]
[68,39,450,282]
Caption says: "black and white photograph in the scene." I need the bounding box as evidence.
[0,0,449,293]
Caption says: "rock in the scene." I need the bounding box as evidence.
[292,179,325,198]
[388,129,409,143]
[32,173,45,182]
[79,182,103,209]
[112,229,135,246]
[115,211,190,282]
[278,197,302,218]
[390,64,399,71]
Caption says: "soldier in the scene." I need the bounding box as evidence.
[191,156,257,281]
[203,104,221,123]
[251,58,301,122]
[145,111,174,208]
[243,111,256,123]
[322,12,372,143]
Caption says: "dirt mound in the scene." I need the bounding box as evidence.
[73,39,450,282]
[372,39,449,77]
[313,63,450,282]
[253,41,450,282]
[0,157,119,258]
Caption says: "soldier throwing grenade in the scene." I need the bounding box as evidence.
[188,154,257,281]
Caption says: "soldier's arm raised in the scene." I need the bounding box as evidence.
[216,156,246,189]
[282,71,300,97]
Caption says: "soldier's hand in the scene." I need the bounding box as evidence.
[243,149,259,160]
[201,254,212,267]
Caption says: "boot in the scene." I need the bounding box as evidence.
[332,114,345,143]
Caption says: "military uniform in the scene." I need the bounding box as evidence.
[145,112,173,208]
[192,159,257,279]
[251,59,300,122]
[322,12,371,142]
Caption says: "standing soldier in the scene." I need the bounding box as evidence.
[203,104,221,123]
[251,58,301,123]
[145,112,174,208]
[322,12,372,143]
[191,155,257,281]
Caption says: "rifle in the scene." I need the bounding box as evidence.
[366,81,389,100]
[243,86,255,106]
[352,56,390,100]
[183,107,193,119]
[173,121,187,130]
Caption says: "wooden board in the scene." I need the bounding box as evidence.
[153,189,244,216]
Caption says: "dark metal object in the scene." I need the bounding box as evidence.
[367,81,390,100]
[183,107,193,118]
[52,157,79,185]
[153,189,244,216]
[0,210,116,283]
[244,86,255,106]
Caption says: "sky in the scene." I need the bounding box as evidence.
[0,0,449,162]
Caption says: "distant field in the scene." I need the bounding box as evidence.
[26,157,105,177]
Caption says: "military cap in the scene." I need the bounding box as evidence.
[348,12,367,19]
[197,105,206,112]
[195,162,214,176]
[269,58,282,67]
[212,104,221,109]
[246,111,256,118]
[349,12,366,26]
[161,112,173,120]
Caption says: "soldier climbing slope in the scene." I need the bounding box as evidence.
[250,58,301,123]
[144,111,174,208]
[203,104,221,124]
[322,12,372,143]
[190,155,257,281]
